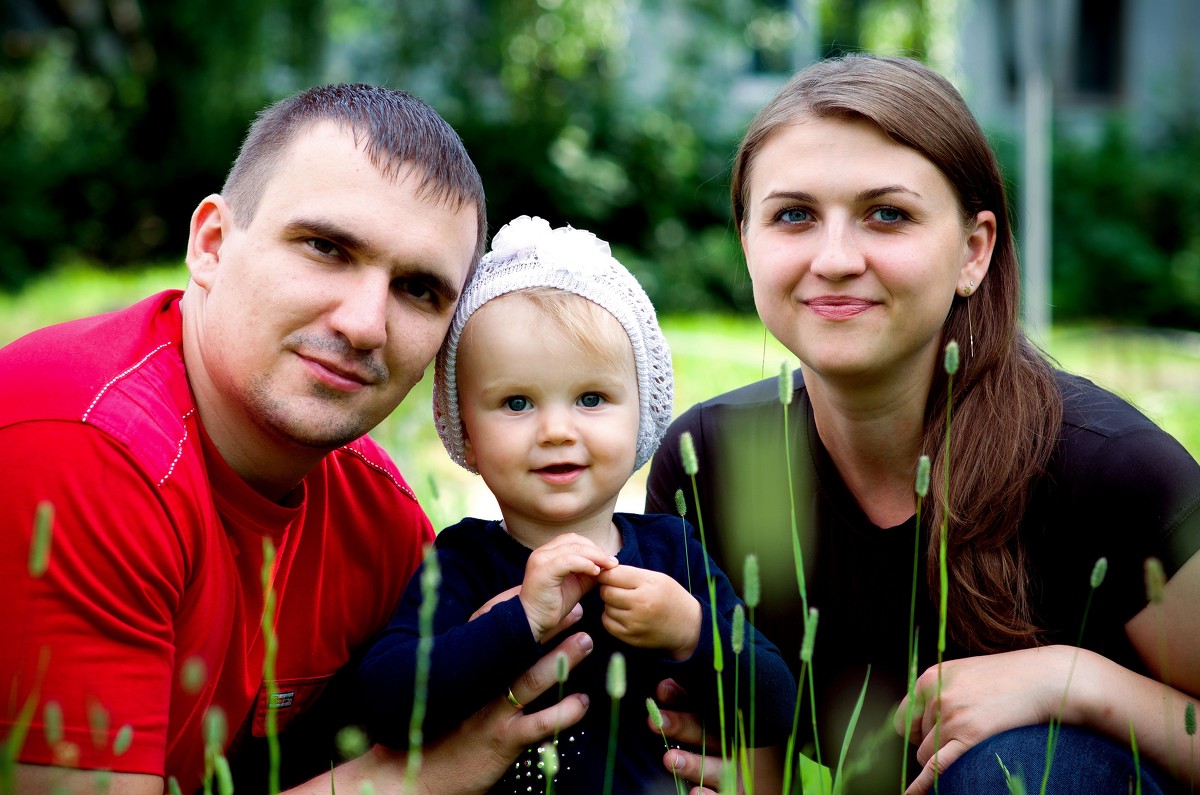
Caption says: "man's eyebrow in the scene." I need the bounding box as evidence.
[283,217,462,302]
[284,217,371,255]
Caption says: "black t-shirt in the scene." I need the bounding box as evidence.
[646,369,1200,792]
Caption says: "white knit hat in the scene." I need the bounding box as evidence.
[433,215,674,473]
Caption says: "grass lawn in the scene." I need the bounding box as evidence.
[3,262,1198,527]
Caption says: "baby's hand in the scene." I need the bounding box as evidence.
[521,534,618,642]
[597,566,701,660]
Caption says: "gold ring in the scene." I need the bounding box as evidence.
[506,687,525,710]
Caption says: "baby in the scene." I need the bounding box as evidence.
[358,216,795,794]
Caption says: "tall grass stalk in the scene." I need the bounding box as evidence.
[933,341,959,795]
[1144,557,1176,775]
[902,455,931,790]
[404,547,441,792]
[777,362,824,788]
[1131,723,1143,795]
[603,652,626,795]
[648,699,683,795]
[541,742,559,795]
[732,602,746,791]
[782,608,818,795]
[260,538,281,794]
[678,432,730,764]
[675,490,693,594]
[831,667,871,795]
[1038,557,1107,794]
[1184,701,1195,793]
[1,503,57,795]
[745,554,761,782]
[553,651,569,747]
[996,754,1026,794]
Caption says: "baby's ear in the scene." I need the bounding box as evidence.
[463,434,476,470]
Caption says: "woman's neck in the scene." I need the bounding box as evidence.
[802,363,932,528]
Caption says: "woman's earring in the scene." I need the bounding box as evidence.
[963,280,975,359]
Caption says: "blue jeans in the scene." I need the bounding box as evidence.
[937,724,1175,794]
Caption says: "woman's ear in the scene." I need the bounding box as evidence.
[186,195,232,290]
[960,210,996,294]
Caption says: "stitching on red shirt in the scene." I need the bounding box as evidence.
[81,342,173,423]
[339,445,417,502]
[159,409,195,487]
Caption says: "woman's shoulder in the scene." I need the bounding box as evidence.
[1049,369,1200,541]
[667,369,807,441]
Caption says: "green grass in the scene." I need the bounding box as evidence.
[3,262,1198,522]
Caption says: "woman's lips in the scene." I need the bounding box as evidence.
[804,296,878,320]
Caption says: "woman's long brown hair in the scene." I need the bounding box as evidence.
[731,55,1063,652]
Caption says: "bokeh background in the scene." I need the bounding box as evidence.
[3,0,1198,521]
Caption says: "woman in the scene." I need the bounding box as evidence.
[646,54,1200,794]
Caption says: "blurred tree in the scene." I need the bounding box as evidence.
[0,0,322,287]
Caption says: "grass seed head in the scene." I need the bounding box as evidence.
[944,340,960,375]
[800,607,819,663]
[779,361,794,405]
[1184,701,1195,736]
[556,651,570,684]
[541,742,560,778]
[915,455,931,498]
[1090,557,1108,590]
[1144,557,1165,604]
[607,652,627,699]
[646,698,664,731]
[680,432,698,475]
[732,603,746,655]
[743,554,761,609]
[28,500,55,578]
[43,701,64,746]
[112,724,134,756]
[674,489,687,518]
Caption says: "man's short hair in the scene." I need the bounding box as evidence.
[222,83,487,264]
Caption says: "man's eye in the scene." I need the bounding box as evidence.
[398,279,435,303]
[308,238,340,256]
[504,396,530,412]
[578,393,604,408]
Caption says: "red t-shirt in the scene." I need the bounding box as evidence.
[0,291,433,793]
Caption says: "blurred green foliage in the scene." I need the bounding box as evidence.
[1,0,1197,326]
[1050,122,1200,328]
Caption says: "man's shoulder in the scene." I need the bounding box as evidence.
[0,291,194,482]
[327,436,422,506]
[0,291,186,424]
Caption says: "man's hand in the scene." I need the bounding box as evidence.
[598,565,701,660]
[652,678,743,795]
[520,534,617,642]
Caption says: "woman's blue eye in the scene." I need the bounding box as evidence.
[779,208,812,224]
[578,393,604,408]
[504,396,530,411]
[873,207,903,222]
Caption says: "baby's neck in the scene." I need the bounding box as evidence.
[501,514,623,555]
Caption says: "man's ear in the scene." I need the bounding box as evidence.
[186,195,232,289]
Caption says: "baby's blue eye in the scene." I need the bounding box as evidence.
[578,393,604,408]
[504,396,530,411]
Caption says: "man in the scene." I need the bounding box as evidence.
[0,83,593,794]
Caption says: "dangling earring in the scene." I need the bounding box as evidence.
[962,280,975,359]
